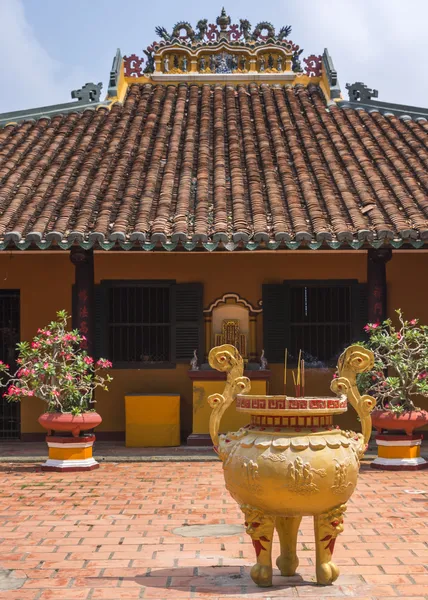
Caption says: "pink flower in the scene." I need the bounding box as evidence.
[83,356,94,365]
[418,372,427,380]
[364,322,380,332]
[410,319,417,325]
[65,374,73,381]
[7,385,20,396]
[43,362,49,369]
[396,333,402,340]
[27,390,35,396]
[31,342,41,349]
[96,359,112,369]
[45,331,52,337]
[51,390,60,397]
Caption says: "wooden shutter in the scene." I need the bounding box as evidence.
[352,282,368,342]
[262,283,290,363]
[171,283,204,363]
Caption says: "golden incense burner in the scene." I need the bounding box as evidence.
[208,344,375,587]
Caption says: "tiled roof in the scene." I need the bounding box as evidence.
[0,82,427,251]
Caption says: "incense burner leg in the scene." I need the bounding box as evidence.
[314,504,346,585]
[275,515,302,576]
[241,505,275,587]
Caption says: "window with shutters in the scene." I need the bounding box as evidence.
[289,282,353,366]
[0,290,20,439]
[94,281,204,368]
[263,280,366,366]
[107,283,171,365]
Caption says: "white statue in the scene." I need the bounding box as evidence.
[163,56,169,72]
[190,349,199,371]
[259,349,268,370]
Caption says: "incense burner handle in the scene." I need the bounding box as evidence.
[207,344,251,448]
[331,345,376,456]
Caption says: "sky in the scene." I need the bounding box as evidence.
[0,0,427,113]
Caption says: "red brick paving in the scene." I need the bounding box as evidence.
[0,461,427,599]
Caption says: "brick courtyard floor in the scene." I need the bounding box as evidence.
[0,460,427,599]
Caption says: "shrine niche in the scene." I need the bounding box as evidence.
[204,294,262,365]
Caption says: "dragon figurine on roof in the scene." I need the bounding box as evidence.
[155,10,292,45]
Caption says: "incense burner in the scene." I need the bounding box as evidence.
[208,344,375,587]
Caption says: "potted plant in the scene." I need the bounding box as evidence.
[0,310,113,437]
[358,310,428,469]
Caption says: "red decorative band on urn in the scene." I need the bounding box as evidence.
[250,414,333,428]
[236,395,347,414]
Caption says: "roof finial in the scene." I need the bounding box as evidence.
[216,6,230,39]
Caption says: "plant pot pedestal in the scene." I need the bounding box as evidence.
[41,434,99,472]
[371,433,428,471]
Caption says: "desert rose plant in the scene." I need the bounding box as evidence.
[357,309,428,414]
[0,310,112,414]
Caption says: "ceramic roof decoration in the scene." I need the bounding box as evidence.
[0,10,427,252]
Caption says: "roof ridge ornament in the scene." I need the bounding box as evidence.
[71,82,103,103]
[346,82,378,102]
[154,10,292,46]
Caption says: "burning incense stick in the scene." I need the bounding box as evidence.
[296,350,302,397]
[283,349,288,395]
[301,359,305,398]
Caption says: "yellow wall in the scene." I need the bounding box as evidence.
[0,250,426,439]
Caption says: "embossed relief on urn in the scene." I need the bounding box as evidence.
[208,344,375,587]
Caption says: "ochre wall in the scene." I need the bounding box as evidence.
[0,251,426,439]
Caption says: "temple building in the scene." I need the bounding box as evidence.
[0,10,427,443]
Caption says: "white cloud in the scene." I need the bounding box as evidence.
[0,0,89,112]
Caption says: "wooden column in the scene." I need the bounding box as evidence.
[70,247,94,356]
[367,249,392,324]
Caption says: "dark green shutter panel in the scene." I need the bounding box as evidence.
[262,284,289,363]
[352,282,368,342]
[172,283,204,363]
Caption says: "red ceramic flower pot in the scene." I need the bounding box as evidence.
[38,412,102,437]
[371,409,428,436]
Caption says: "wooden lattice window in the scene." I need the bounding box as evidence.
[93,281,204,368]
[107,284,171,365]
[289,283,353,366]
[262,280,367,365]
[0,290,20,439]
